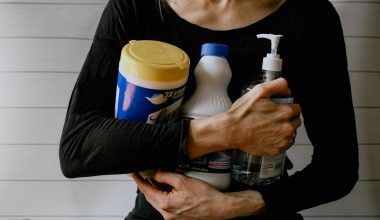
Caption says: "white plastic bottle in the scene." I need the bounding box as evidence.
[181,43,232,190]
[232,34,294,186]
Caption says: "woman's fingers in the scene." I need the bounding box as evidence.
[251,78,291,99]
[130,173,167,200]
[154,170,186,189]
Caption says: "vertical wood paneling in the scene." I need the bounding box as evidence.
[346,37,380,72]
[0,108,66,144]
[287,145,380,180]
[0,181,136,216]
[350,72,380,107]
[0,145,130,181]
[334,3,380,37]
[0,4,104,38]
[0,39,91,72]
[355,108,380,144]
[0,72,77,108]
[301,182,380,216]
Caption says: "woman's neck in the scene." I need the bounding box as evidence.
[167,0,286,30]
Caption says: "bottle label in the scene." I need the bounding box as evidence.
[259,153,286,179]
[258,97,293,179]
[188,151,231,173]
[115,71,186,124]
[272,97,294,104]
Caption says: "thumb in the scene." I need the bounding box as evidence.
[255,77,291,98]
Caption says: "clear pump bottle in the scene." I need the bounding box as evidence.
[231,34,294,186]
[181,43,232,190]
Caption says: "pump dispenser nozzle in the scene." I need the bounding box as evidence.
[257,34,282,54]
[257,34,283,72]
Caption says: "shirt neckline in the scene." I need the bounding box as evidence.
[164,0,291,34]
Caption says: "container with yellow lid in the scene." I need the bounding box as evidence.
[115,40,190,179]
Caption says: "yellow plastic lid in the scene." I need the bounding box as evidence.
[119,40,190,82]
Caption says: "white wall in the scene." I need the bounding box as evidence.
[0,0,379,219]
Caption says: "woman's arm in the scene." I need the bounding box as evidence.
[187,78,302,159]
[59,0,190,178]
[132,171,266,220]
[255,1,359,216]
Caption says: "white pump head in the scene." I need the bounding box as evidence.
[257,34,283,72]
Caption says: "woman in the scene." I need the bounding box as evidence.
[59,0,359,219]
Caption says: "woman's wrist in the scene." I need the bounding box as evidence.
[187,112,232,159]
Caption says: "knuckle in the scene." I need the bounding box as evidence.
[281,139,289,148]
[280,105,295,119]
[278,77,288,86]
[254,84,265,95]
[164,214,174,220]
[295,104,302,114]
[279,141,290,151]
[159,199,171,211]
[269,147,282,156]
[282,123,295,136]
[296,117,303,128]
[173,175,186,186]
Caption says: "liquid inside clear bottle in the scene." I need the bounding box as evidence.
[231,70,290,185]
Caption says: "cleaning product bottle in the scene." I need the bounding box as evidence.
[181,43,232,190]
[231,34,294,186]
[115,40,190,179]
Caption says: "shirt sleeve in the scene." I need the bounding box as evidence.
[256,1,359,216]
[59,0,190,178]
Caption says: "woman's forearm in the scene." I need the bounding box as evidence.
[225,190,266,218]
[187,113,231,159]
[187,78,302,159]
[132,170,266,220]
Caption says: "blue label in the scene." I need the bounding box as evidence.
[115,71,186,124]
[272,97,294,104]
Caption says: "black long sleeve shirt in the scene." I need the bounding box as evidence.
[59,0,359,219]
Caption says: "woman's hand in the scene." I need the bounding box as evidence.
[188,78,302,158]
[131,171,265,220]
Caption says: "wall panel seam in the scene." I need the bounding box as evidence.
[345,36,380,39]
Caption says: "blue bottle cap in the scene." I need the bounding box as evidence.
[200,43,229,58]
